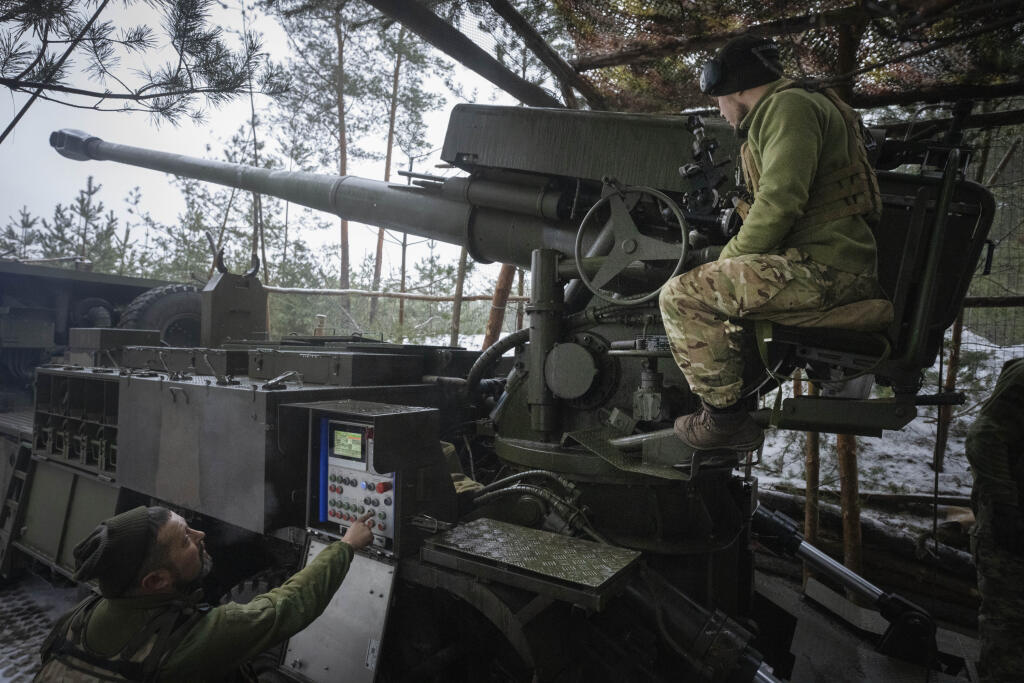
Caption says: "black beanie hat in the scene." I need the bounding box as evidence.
[700,34,781,96]
[72,506,157,597]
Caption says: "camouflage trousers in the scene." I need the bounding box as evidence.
[658,248,879,408]
[971,501,1024,683]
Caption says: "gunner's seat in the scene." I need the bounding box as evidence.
[752,159,995,395]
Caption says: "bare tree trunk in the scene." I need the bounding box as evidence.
[449,246,468,347]
[796,372,821,586]
[483,264,516,350]
[837,433,863,584]
[333,7,351,313]
[516,267,525,330]
[370,36,404,324]
[399,232,408,327]
[836,22,864,104]
[934,313,963,472]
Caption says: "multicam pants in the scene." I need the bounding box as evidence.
[971,501,1024,683]
[658,248,880,408]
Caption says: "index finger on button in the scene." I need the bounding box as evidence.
[357,512,374,525]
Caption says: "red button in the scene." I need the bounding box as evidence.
[328,510,336,518]
[367,520,376,529]
[329,485,336,493]
[375,481,392,494]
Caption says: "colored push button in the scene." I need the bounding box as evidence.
[367,520,376,529]
[375,481,392,494]
[383,497,392,506]
[378,523,386,531]
[378,511,386,520]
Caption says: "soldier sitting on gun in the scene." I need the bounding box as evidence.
[35,506,373,682]
[659,33,884,452]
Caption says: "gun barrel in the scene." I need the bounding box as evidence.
[49,129,577,267]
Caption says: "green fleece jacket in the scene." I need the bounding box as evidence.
[719,79,878,276]
[80,540,354,682]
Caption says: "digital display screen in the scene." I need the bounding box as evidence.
[332,429,363,460]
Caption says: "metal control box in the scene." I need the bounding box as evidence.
[291,399,458,558]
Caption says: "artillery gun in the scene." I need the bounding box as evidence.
[0,104,993,682]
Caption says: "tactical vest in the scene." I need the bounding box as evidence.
[35,593,209,682]
[738,79,882,229]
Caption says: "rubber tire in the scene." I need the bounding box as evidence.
[118,284,201,347]
[71,297,114,328]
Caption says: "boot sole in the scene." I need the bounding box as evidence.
[674,428,765,453]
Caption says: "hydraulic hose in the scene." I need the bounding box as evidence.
[464,327,530,399]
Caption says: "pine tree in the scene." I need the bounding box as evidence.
[366,23,451,323]
[265,0,382,312]
[0,0,286,142]
[0,208,41,260]
[37,177,123,271]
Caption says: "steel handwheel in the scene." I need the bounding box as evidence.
[573,183,689,305]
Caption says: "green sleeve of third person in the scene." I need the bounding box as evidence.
[967,377,1024,507]
[160,540,355,682]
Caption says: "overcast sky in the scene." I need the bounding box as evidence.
[0,3,517,284]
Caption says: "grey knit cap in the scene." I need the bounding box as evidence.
[72,506,156,597]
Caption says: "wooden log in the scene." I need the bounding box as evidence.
[449,246,469,347]
[837,433,863,581]
[482,263,517,351]
[803,376,821,586]
[757,489,975,580]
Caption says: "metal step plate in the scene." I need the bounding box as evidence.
[422,518,640,610]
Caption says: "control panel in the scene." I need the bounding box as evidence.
[295,399,455,560]
[318,418,398,552]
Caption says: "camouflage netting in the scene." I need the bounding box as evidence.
[549,0,1024,112]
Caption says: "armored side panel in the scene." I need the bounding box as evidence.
[16,460,120,576]
[247,350,423,385]
[0,308,53,349]
[441,104,737,192]
[116,374,446,533]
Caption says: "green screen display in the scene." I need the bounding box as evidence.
[332,429,363,460]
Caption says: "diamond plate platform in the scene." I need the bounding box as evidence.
[421,518,640,610]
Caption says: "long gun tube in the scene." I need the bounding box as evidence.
[49,129,580,268]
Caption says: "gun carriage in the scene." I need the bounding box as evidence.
[0,104,994,682]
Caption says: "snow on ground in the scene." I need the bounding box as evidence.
[753,327,1024,535]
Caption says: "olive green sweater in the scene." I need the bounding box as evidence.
[81,540,354,682]
[719,79,878,276]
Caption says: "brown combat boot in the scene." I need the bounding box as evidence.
[673,403,764,452]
